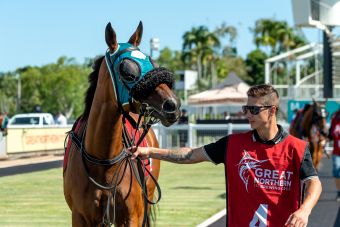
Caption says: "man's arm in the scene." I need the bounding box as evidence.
[129,146,211,164]
[285,177,322,226]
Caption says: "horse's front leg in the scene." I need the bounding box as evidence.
[128,214,144,227]
[72,211,88,227]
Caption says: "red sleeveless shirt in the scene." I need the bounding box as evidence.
[226,131,306,227]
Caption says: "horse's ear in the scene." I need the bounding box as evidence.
[105,22,117,52]
[128,21,143,46]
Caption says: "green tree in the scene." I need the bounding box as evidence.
[0,72,18,114]
[215,56,251,83]
[245,49,268,85]
[1,57,91,118]
[182,26,220,81]
[214,22,238,57]
[157,47,185,73]
[252,19,306,56]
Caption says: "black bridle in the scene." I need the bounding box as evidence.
[311,106,328,138]
[66,45,164,227]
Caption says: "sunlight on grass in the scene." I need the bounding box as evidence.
[0,162,225,226]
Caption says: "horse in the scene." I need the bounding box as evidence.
[63,22,181,227]
[289,100,328,169]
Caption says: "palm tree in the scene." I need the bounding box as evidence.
[182,26,220,80]
[252,19,306,56]
[214,22,238,57]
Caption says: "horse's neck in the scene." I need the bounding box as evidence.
[84,70,123,160]
[299,107,315,138]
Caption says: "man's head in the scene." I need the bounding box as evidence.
[243,84,279,129]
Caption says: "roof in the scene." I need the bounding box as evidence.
[188,72,249,106]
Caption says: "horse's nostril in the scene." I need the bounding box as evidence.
[162,99,177,113]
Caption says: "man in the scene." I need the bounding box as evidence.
[329,108,340,201]
[1,112,9,131]
[130,84,322,227]
[55,112,67,126]
[178,109,188,146]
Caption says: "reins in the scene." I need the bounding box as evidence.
[65,45,163,227]
[66,111,161,226]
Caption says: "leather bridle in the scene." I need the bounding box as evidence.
[66,45,164,227]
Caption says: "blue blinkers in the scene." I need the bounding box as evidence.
[105,43,155,106]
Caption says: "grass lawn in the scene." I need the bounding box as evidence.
[0,162,225,227]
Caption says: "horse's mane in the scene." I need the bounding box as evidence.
[83,56,105,119]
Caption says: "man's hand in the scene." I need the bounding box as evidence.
[285,208,309,227]
[128,146,150,160]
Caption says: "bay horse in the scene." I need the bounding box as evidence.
[289,100,328,169]
[63,22,181,227]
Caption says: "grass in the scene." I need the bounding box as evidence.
[0,162,225,227]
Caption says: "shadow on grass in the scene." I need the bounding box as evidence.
[218,193,226,199]
[0,160,62,177]
[171,186,212,190]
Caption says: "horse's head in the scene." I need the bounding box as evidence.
[311,100,328,139]
[104,22,181,127]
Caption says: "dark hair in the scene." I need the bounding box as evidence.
[247,84,279,98]
[247,84,279,108]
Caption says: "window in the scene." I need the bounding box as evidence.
[11,117,40,125]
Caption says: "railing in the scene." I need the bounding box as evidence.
[152,123,334,154]
[152,123,290,148]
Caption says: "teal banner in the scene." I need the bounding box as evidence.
[287,100,340,123]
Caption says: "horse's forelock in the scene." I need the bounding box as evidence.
[83,56,105,119]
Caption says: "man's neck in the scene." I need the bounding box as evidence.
[256,123,279,141]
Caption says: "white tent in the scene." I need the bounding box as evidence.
[188,72,249,106]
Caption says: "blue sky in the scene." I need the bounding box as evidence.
[0,0,325,72]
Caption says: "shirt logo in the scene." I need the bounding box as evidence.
[237,150,294,192]
[237,151,268,192]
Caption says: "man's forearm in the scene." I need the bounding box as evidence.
[149,147,206,164]
[300,178,322,213]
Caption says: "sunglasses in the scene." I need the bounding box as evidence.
[242,105,274,115]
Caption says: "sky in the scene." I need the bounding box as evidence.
[0,0,327,72]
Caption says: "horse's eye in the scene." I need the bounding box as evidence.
[119,59,141,82]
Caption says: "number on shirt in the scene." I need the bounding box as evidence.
[249,204,268,227]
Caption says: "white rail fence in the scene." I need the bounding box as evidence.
[152,123,288,148]
[152,123,333,152]
[0,123,333,158]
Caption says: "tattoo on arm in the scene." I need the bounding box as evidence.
[160,148,193,163]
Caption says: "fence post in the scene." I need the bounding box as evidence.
[228,123,233,135]
[188,123,193,147]
[0,132,7,158]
